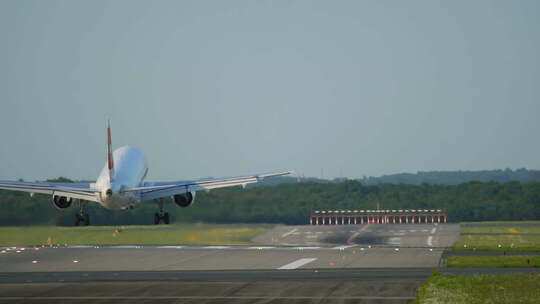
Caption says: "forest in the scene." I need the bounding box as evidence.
[1,178,539,226]
[358,168,540,185]
[255,168,540,186]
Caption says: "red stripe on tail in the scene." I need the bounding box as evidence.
[107,120,114,172]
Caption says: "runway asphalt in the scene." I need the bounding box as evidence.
[3,223,540,303]
[0,224,458,273]
[253,223,460,248]
[0,246,445,272]
[0,223,463,303]
[0,278,423,304]
[1,268,539,303]
[2,267,539,284]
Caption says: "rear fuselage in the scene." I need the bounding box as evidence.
[94,146,148,209]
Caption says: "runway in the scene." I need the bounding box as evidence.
[0,224,462,303]
[1,268,539,303]
[0,224,459,273]
[0,278,422,303]
[0,245,445,272]
[2,267,539,284]
[254,223,460,247]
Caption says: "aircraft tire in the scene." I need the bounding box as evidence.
[84,214,90,226]
[154,213,160,225]
[74,214,81,226]
[164,212,170,225]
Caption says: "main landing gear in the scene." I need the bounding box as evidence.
[154,198,170,225]
[75,201,90,226]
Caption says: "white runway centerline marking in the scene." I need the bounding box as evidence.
[278,258,317,270]
[387,237,402,245]
[431,227,437,234]
[281,228,298,238]
[203,246,230,249]
[427,236,433,246]
[332,245,356,250]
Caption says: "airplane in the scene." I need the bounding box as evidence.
[0,121,291,225]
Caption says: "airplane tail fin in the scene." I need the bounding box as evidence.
[107,120,115,182]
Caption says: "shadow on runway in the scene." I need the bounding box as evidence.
[323,233,386,245]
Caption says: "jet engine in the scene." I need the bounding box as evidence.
[52,195,73,209]
[173,192,196,207]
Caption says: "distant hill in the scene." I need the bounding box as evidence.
[252,176,325,187]
[359,168,540,185]
[255,168,540,186]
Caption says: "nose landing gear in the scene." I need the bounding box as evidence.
[154,198,170,225]
[75,201,90,226]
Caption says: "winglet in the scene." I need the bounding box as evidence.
[107,120,114,182]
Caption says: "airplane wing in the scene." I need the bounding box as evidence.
[0,180,101,202]
[130,171,292,201]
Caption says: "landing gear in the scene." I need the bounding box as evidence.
[154,198,170,225]
[75,213,90,226]
[75,201,90,226]
[154,212,169,225]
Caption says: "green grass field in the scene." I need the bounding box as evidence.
[447,255,540,267]
[415,273,540,304]
[0,224,270,246]
[461,220,540,226]
[453,221,540,251]
[461,222,540,234]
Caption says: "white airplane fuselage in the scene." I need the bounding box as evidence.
[94,146,148,210]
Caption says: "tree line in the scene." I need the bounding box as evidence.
[358,168,540,185]
[1,179,539,226]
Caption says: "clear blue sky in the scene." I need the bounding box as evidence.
[1,0,539,181]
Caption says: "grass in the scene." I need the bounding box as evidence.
[0,223,270,246]
[447,255,540,267]
[461,220,540,226]
[453,221,540,251]
[415,272,540,304]
[461,222,540,234]
[453,234,540,251]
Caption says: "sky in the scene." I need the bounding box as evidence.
[0,0,539,181]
